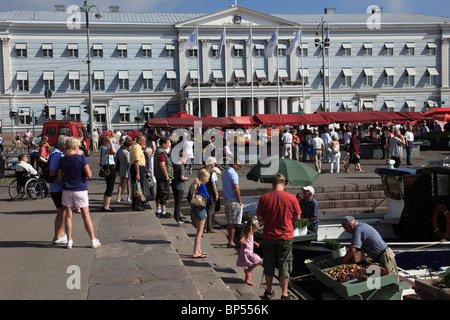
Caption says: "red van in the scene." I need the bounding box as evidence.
[41,121,91,155]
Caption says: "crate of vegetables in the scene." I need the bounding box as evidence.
[305,256,402,299]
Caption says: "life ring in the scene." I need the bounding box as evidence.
[432,204,450,240]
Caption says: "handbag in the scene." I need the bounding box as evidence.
[99,147,111,178]
[133,181,142,197]
[189,183,207,208]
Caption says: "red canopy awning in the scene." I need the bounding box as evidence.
[147,116,235,128]
[252,113,329,126]
[168,111,198,118]
[229,116,259,128]
[424,107,450,117]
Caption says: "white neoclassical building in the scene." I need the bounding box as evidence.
[0,5,449,134]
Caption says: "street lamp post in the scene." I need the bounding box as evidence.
[315,17,330,112]
[76,0,101,144]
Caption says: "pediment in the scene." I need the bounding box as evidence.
[175,6,298,28]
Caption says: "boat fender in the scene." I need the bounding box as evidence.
[432,204,450,240]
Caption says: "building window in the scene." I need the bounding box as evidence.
[384,68,395,86]
[68,43,79,58]
[255,44,264,57]
[17,71,29,91]
[234,69,245,81]
[117,44,127,58]
[189,48,198,57]
[119,106,130,122]
[363,43,373,56]
[427,43,437,55]
[42,43,53,58]
[166,70,176,89]
[255,69,267,81]
[363,68,374,87]
[69,71,80,91]
[95,106,106,123]
[427,67,439,86]
[142,70,153,91]
[118,71,129,90]
[93,71,105,91]
[15,43,27,57]
[69,106,81,122]
[342,68,353,87]
[299,44,308,57]
[298,69,309,84]
[405,43,415,56]
[233,44,244,57]
[93,43,103,58]
[144,105,154,120]
[277,44,286,56]
[43,71,55,91]
[342,43,351,56]
[211,45,219,57]
[19,108,31,125]
[166,44,175,57]
[405,68,416,86]
[142,44,152,58]
[384,43,394,56]
[212,69,223,82]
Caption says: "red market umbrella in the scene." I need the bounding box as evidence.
[168,111,198,118]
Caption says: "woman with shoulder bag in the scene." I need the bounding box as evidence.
[99,133,116,212]
[187,169,210,259]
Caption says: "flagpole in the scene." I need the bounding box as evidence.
[327,29,331,113]
[224,25,228,117]
[196,25,201,116]
[300,28,305,113]
[250,24,254,116]
[277,25,280,115]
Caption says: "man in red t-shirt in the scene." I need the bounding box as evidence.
[256,174,301,300]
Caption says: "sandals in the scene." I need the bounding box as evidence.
[281,293,294,300]
[263,290,275,300]
[192,252,207,259]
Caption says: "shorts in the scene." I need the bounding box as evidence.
[51,191,63,209]
[191,206,207,221]
[262,238,293,279]
[155,178,171,205]
[224,198,242,225]
[62,190,89,209]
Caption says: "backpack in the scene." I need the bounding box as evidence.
[42,152,56,183]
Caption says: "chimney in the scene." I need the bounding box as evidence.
[109,6,119,13]
[324,7,335,14]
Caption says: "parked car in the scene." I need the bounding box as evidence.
[42,121,90,155]
[122,129,141,140]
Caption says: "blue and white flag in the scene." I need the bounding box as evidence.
[246,30,252,58]
[265,30,278,59]
[180,29,198,52]
[287,30,302,55]
[216,28,226,59]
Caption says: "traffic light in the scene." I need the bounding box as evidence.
[84,105,89,114]
[61,108,67,116]
[9,109,17,119]
[44,104,50,119]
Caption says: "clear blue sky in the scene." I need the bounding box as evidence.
[0,0,449,17]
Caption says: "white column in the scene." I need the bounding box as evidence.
[234,98,241,117]
[211,98,218,117]
[281,98,288,115]
[257,98,265,114]
[178,39,186,86]
[291,98,299,113]
[1,38,12,94]
[441,38,449,88]
[187,99,194,115]
[202,40,209,82]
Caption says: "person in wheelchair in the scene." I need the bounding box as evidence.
[15,153,49,196]
[15,154,38,185]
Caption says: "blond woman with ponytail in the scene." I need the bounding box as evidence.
[187,168,210,258]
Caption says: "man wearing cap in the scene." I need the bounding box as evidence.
[298,186,320,234]
[341,216,398,277]
[256,174,302,300]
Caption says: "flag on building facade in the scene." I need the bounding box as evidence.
[287,30,302,55]
[265,30,278,59]
[216,28,226,59]
[180,29,198,52]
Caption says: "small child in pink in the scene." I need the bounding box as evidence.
[236,217,262,286]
